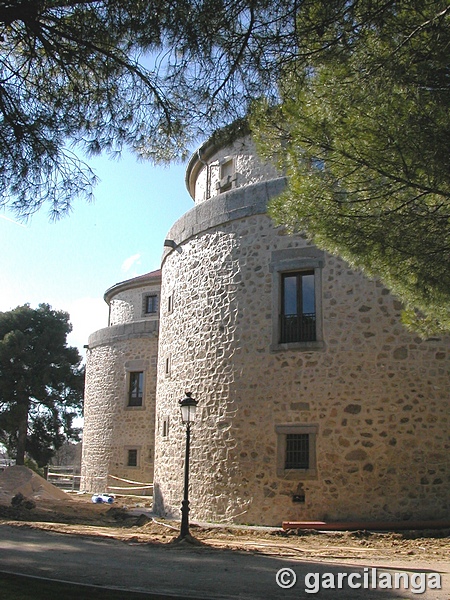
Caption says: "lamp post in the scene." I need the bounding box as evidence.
[179,391,198,539]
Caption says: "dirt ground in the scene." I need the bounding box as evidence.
[0,487,448,566]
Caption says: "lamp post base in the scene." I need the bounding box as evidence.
[180,498,190,539]
[174,532,202,545]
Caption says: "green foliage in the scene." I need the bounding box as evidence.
[0,304,84,466]
[252,0,450,334]
[0,0,300,219]
[3,1,448,332]
[24,457,45,478]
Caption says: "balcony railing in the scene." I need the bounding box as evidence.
[280,313,316,343]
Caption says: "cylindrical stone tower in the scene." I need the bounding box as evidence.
[153,133,449,526]
[81,270,160,494]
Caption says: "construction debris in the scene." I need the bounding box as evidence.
[0,465,68,503]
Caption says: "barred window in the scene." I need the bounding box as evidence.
[276,424,318,479]
[127,449,138,467]
[285,434,310,469]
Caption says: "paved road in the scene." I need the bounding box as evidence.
[0,525,448,599]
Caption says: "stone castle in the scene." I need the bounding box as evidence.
[81,131,449,526]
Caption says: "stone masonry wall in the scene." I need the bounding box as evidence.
[193,135,280,204]
[81,319,158,494]
[153,198,450,526]
[109,282,160,326]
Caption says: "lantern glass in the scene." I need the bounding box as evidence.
[179,393,198,423]
[180,402,196,423]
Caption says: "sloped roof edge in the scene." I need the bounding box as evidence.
[185,119,251,199]
[104,269,162,304]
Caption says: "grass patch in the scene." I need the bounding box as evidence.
[0,571,184,600]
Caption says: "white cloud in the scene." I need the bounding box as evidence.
[122,253,141,273]
[66,297,108,357]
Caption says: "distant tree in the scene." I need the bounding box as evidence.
[252,0,450,334]
[51,441,82,467]
[0,0,301,220]
[0,304,84,467]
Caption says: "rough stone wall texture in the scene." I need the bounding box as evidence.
[153,203,450,526]
[81,134,449,526]
[194,136,280,204]
[109,283,160,326]
[81,321,158,494]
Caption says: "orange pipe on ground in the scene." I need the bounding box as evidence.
[282,520,450,531]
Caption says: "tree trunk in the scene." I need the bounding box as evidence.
[15,397,29,466]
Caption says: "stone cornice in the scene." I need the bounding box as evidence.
[162,177,287,266]
[87,319,158,349]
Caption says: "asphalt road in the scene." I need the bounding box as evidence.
[0,524,448,599]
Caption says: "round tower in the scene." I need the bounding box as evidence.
[153,133,450,526]
[81,270,160,494]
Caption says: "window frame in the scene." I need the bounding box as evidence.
[162,416,170,439]
[127,448,139,468]
[276,424,318,479]
[167,293,174,314]
[216,156,237,193]
[280,270,317,344]
[143,294,158,315]
[164,355,171,377]
[126,370,145,408]
[270,251,324,352]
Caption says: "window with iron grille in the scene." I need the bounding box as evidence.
[280,271,316,343]
[270,249,324,351]
[127,449,138,467]
[285,433,310,469]
[276,424,318,478]
[128,371,143,406]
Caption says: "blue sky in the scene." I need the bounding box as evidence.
[0,150,194,358]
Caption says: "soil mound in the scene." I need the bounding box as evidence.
[0,465,68,504]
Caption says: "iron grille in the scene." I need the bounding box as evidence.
[285,433,310,469]
[280,313,316,343]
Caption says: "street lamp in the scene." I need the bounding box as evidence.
[178,391,198,539]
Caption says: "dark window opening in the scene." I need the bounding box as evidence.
[128,371,143,406]
[145,295,158,314]
[127,449,138,467]
[280,271,316,343]
[285,433,310,469]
